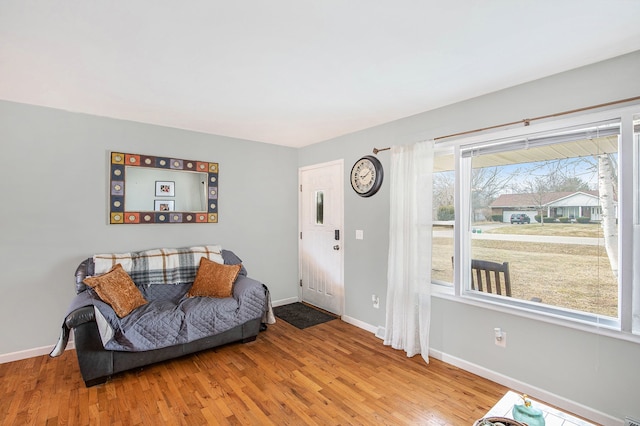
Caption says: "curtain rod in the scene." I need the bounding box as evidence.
[372,95,640,155]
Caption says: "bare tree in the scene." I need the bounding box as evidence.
[522,175,551,226]
[471,167,518,221]
[472,167,516,205]
[521,159,593,192]
[433,171,455,210]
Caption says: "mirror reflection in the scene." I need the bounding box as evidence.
[124,167,207,212]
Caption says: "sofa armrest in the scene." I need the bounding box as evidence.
[50,306,96,358]
[233,275,267,318]
[233,275,262,299]
[66,306,96,328]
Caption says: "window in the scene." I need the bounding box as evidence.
[466,120,619,318]
[432,105,640,335]
[432,152,455,285]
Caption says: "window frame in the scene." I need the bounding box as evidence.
[430,103,639,340]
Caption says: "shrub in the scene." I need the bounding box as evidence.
[577,216,591,223]
[534,215,548,223]
[437,205,455,221]
[558,217,569,223]
[534,214,556,223]
[491,215,503,222]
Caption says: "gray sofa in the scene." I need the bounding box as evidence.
[50,247,271,387]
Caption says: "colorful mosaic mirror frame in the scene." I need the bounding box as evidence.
[109,152,219,224]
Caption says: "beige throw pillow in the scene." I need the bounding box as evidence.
[83,263,148,318]
[187,257,241,298]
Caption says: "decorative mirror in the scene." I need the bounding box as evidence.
[109,152,218,224]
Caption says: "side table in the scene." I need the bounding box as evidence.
[483,391,597,426]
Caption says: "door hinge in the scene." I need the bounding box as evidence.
[300,231,302,239]
[300,184,302,192]
[299,279,302,287]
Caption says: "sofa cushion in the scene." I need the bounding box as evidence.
[83,264,148,318]
[187,257,241,298]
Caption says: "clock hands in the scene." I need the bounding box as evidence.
[359,168,373,185]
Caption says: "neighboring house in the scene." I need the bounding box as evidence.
[490,191,616,223]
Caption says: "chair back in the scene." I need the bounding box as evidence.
[471,259,511,297]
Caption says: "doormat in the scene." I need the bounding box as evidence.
[273,303,338,329]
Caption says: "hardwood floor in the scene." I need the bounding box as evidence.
[0,319,509,425]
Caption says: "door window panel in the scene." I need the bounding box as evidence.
[315,191,324,225]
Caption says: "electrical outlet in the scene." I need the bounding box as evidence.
[494,328,506,347]
[372,294,380,309]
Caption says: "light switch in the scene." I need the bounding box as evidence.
[355,230,364,240]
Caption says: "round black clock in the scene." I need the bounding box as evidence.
[350,155,383,197]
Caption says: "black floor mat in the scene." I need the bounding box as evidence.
[273,302,338,329]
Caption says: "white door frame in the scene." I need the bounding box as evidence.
[298,159,345,314]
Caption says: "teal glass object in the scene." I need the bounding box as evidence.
[512,394,545,426]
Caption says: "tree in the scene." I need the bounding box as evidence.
[432,171,455,212]
[437,205,455,221]
[523,175,551,226]
[471,167,518,221]
[521,159,592,192]
[598,154,618,275]
[550,176,590,192]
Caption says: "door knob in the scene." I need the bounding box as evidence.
[333,245,340,250]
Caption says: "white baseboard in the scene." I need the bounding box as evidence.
[341,315,378,334]
[0,340,75,364]
[272,296,299,307]
[428,349,621,426]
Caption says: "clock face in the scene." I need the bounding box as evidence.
[350,155,383,197]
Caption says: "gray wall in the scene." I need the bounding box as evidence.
[0,101,299,354]
[299,50,640,422]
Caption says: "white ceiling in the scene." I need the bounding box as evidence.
[1,1,640,148]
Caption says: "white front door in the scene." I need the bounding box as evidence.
[299,160,344,315]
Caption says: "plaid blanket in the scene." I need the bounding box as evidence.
[93,245,224,286]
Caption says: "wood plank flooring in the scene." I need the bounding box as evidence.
[0,319,509,425]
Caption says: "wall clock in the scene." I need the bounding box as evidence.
[350,155,383,197]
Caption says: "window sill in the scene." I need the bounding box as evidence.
[430,283,640,345]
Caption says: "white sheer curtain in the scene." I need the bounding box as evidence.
[383,140,434,363]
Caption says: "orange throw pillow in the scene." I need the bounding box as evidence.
[83,264,148,318]
[187,257,241,298]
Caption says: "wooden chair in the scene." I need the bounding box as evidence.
[470,259,542,302]
[471,259,512,297]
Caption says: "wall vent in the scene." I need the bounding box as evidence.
[625,417,640,426]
